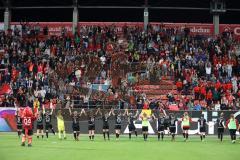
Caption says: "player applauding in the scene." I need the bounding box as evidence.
[43,106,55,138]
[124,109,139,139]
[99,109,112,141]
[69,108,85,141]
[181,112,192,142]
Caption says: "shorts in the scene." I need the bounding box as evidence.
[229,129,237,136]
[200,127,206,133]
[142,126,148,132]
[17,125,22,130]
[72,124,80,132]
[182,126,190,130]
[103,125,109,130]
[22,129,33,136]
[37,125,44,130]
[158,126,165,132]
[88,125,95,131]
[58,124,65,131]
[45,123,53,130]
[169,127,176,133]
[128,124,136,132]
[115,125,121,130]
[218,128,224,134]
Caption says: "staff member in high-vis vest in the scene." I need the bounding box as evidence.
[226,114,239,143]
[181,112,192,142]
[140,112,150,141]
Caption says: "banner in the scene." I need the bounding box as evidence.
[0,108,16,132]
[1,108,240,135]
[0,22,237,39]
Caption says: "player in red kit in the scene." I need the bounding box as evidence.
[21,107,36,147]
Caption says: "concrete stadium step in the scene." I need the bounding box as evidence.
[134,89,178,95]
[147,95,194,101]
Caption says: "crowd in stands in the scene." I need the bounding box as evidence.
[0,22,240,111]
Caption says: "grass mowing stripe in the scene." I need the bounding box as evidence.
[0,133,239,160]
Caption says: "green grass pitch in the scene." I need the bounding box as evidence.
[0,133,239,160]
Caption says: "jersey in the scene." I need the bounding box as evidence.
[217,117,225,128]
[44,113,52,124]
[198,118,206,128]
[157,117,165,127]
[182,116,191,127]
[128,115,135,125]
[72,115,80,126]
[16,115,22,126]
[102,116,109,126]
[142,117,149,127]
[57,116,64,127]
[22,116,36,130]
[115,116,122,125]
[88,116,95,126]
[169,118,178,128]
[37,113,44,125]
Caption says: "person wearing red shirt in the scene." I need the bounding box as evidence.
[193,85,200,100]
[206,90,213,106]
[222,83,228,92]
[176,79,183,93]
[215,80,222,91]
[226,82,233,91]
[200,86,206,100]
[21,107,36,147]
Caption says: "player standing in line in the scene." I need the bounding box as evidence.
[226,114,239,143]
[124,109,139,139]
[152,109,167,141]
[21,107,36,147]
[15,109,22,138]
[69,108,85,141]
[168,113,178,141]
[99,109,112,141]
[111,109,123,140]
[216,112,226,142]
[56,110,66,140]
[140,112,151,141]
[81,108,100,141]
[43,106,55,138]
[36,110,44,139]
[180,112,192,142]
[198,114,208,142]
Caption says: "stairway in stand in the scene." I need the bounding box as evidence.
[133,76,193,103]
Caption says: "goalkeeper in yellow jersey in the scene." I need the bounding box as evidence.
[57,110,66,140]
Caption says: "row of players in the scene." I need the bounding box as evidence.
[16,107,240,146]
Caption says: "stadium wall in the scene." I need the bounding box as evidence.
[1,108,240,135]
[0,22,240,38]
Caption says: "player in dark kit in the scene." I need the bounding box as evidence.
[198,114,208,142]
[99,109,112,140]
[81,108,100,141]
[215,112,226,142]
[69,108,85,141]
[43,106,55,138]
[152,109,167,141]
[111,109,123,140]
[36,110,44,139]
[124,109,139,139]
[168,113,178,141]
[15,109,22,138]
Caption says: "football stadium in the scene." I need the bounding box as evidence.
[0,0,240,160]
